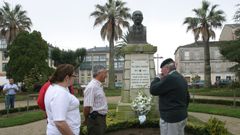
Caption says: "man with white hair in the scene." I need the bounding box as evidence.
[83,65,108,135]
[150,58,190,135]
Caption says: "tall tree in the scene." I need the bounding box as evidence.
[233,4,240,39]
[115,32,129,58]
[90,0,131,89]
[183,0,225,87]
[51,47,87,67]
[0,2,32,45]
[219,41,240,81]
[6,31,50,83]
[233,4,240,23]
[75,48,87,68]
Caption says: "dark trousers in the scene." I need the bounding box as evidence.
[5,95,15,109]
[87,114,106,135]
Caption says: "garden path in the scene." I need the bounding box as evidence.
[0,96,240,135]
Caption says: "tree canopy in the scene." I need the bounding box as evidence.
[0,2,32,45]
[90,0,131,88]
[219,40,240,80]
[51,47,87,68]
[6,31,51,83]
[183,0,225,87]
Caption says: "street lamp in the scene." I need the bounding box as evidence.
[154,54,163,75]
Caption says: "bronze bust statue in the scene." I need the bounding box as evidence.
[128,10,147,44]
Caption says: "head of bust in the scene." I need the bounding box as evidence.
[132,10,143,26]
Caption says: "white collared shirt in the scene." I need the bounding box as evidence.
[83,79,108,115]
[3,83,19,95]
[44,84,81,135]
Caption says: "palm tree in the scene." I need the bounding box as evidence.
[183,0,225,87]
[90,0,131,89]
[115,32,129,58]
[233,4,240,23]
[0,2,32,45]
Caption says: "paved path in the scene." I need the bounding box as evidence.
[0,96,121,110]
[191,95,240,101]
[1,96,240,135]
[189,112,240,135]
[0,119,46,135]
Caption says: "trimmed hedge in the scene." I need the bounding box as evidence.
[190,98,240,107]
[80,119,230,135]
[0,100,84,115]
[0,105,39,115]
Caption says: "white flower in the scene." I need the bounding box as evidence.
[131,89,152,116]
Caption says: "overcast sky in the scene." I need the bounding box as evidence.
[1,0,237,60]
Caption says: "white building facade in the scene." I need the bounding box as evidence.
[174,42,236,84]
[79,46,124,87]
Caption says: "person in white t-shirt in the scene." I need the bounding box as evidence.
[3,78,19,109]
[44,64,81,135]
[83,65,108,135]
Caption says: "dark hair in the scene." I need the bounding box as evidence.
[50,64,75,83]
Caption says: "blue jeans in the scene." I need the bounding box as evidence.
[5,95,15,109]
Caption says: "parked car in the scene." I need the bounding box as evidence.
[215,79,232,87]
[192,80,205,88]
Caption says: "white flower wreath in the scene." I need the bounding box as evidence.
[131,89,152,124]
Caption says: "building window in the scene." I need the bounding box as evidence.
[215,63,221,72]
[81,72,84,76]
[99,55,106,61]
[2,63,6,72]
[85,56,91,61]
[93,56,99,61]
[184,51,190,60]
[214,50,221,59]
[114,63,118,69]
[226,76,231,80]
[0,39,7,49]
[184,63,190,73]
[87,70,91,76]
[81,77,85,84]
[216,76,221,81]
[194,52,200,60]
[87,77,91,83]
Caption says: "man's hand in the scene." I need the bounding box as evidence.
[83,107,91,126]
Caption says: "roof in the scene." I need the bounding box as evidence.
[174,41,225,54]
[88,46,109,53]
[224,24,240,29]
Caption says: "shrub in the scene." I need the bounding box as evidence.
[205,117,228,135]
[0,105,39,115]
[190,98,240,107]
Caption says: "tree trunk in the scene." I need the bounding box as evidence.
[203,26,212,88]
[204,41,212,87]
[108,20,115,89]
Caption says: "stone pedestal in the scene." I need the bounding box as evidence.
[116,44,159,120]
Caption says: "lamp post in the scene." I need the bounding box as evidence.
[154,54,163,75]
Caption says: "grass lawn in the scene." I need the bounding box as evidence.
[0,94,34,103]
[188,103,240,118]
[105,89,121,97]
[0,110,45,128]
[1,102,240,128]
[189,87,240,97]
